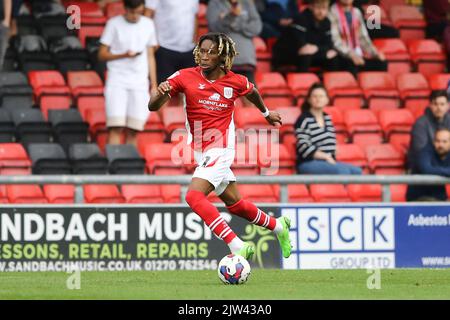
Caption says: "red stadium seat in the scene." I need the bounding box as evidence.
[254,37,272,73]
[78,25,105,47]
[232,142,259,175]
[344,109,382,143]
[282,133,296,159]
[67,71,104,103]
[0,186,8,203]
[275,107,301,140]
[427,73,450,90]
[84,184,125,203]
[77,96,105,120]
[323,106,348,143]
[160,184,182,203]
[234,106,274,130]
[389,134,411,155]
[378,109,414,140]
[121,185,164,203]
[310,184,351,203]
[287,73,320,106]
[238,184,279,203]
[62,1,103,16]
[255,72,293,107]
[389,5,426,41]
[373,39,411,77]
[145,143,188,175]
[0,143,32,175]
[390,184,407,202]
[396,73,430,116]
[447,185,450,199]
[358,72,400,111]
[365,144,405,174]
[44,184,75,203]
[28,71,72,118]
[137,113,167,156]
[258,143,296,175]
[105,1,125,18]
[408,40,447,77]
[348,184,382,202]
[323,72,364,110]
[336,144,368,173]
[273,184,314,203]
[380,0,406,13]
[7,184,48,203]
[161,106,185,134]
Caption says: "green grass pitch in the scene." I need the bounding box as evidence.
[1,269,450,299]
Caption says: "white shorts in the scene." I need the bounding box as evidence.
[105,85,150,131]
[192,148,236,196]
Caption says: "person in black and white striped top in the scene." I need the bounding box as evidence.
[294,82,362,175]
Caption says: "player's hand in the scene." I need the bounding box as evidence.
[157,81,172,96]
[265,111,282,127]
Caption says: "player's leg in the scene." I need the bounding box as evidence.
[126,88,149,147]
[185,149,253,259]
[219,181,292,258]
[105,85,127,144]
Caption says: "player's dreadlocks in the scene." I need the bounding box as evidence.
[193,33,238,72]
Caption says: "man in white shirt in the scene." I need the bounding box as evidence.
[145,0,199,83]
[98,0,158,146]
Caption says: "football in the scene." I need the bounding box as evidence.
[217,254,251,285]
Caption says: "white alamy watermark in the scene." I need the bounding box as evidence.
[66,5,81,30]
[365,5,382,31]
[366,268,381,290]
[66,269,81,290]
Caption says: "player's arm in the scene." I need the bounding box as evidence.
[148,81,172,111]
[245,88,282,126]
[97,44,140,61]
[147,46,158,93]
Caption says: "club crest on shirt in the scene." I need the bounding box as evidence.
[224,87,233,99]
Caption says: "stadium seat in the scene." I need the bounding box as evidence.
[0,143,32,175]
[273,184,314,203]
[389,134,411,155]
[234,106,274,130]
[0,186,8,203]
[48,109,89,152]
[255,72,294,107]
[27,143,72,174]
[358,72,400,111]
[428,73,450,90]
[85,107,108,150]
[36,15,73,42]
[14,35,56,72]
[258,143,295,175]
[67,71,104,104]
[78,25,105,48]
[84,184,125,203]
[105,144,146,174]
[310,184,351,203]
[396,73,430,116]
[0,109,16,142]
[145,143,187,175]
[389,5,426,41]
[336,144,368,173]
[323,72,364,110]
[11,108,53,147]
[286,73,320,106]
[373,39,411,77]
[323,106,347,143]
[50,36,91,75]
[105,1,125,18]
[232,142,259,175]
[121,185,164,203]
[28,70,72,111]
[161,106,185,134]
[238,184,279,203]
[344,109,382,144]
[282,133,296,161]
[43,184,75,203]
[408,40,447,77]
[7,184,48,203]
[365,144,405,174]
[0,71,33,110]
[69,143,108,174]
[378,109,414,141]
[254,37,272,73]
[274,107,301,140]
[390,184,407,202]
[77,95,105,120]
[160,184,182,203]
[347,184,382,202]
[62,1,103,16]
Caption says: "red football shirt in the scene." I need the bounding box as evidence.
[167,67,254,151]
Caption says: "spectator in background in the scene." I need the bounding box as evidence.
[272,0,339,72]
[406,128,450,202]
[256,0,301,40]
[207,0,262,85]
[98,0,158,146]
[423,0,449,40]
[0,0,11,70]
[144,0,198,84]
[328,0,387,75]
[295,83,362,175]
[408,90,450,170]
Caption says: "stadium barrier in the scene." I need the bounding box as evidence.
[0,174,449,202]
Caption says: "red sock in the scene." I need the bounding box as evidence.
[186,190,236,244]
[227,199,276,230]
